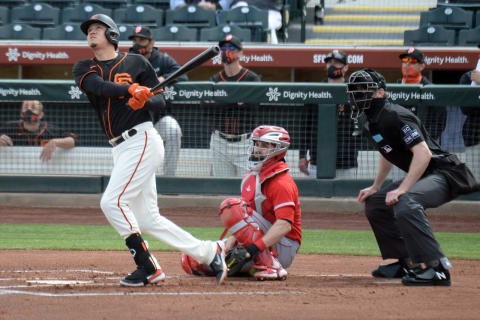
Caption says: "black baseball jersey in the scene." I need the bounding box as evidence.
[0,120,77,146]
[207,67,260,135]
[73,52,164,140]
[364,99,451,174]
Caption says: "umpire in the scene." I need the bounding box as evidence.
[348,68,479,286]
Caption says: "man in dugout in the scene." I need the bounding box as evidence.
[0,100,77,162]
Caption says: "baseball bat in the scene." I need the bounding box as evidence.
[150,46,220,93]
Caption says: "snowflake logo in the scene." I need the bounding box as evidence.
[163,86,177,100]
[212,54,222,65]
[68,86,82,99]
[266,87,281,102]
[6,48,20,62]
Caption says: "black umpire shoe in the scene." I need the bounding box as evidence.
[372,261,423,278]
[402,266,451,286]
[209,241,227,285]
[120,266,165,287]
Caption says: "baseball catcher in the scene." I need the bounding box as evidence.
[181,125,302,280]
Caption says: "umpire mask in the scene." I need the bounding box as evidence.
[347,69,386,120]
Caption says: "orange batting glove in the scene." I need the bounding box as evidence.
[128,83,153,102]
[128,97,146,111]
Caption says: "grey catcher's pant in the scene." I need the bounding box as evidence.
[364,173,453,264]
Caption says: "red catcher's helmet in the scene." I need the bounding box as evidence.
[248,125,290,171]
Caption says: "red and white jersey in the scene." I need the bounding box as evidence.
[241,161,302,243]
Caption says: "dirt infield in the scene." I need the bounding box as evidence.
[0,206,479,319]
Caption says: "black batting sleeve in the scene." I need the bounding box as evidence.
[81,73,130,97]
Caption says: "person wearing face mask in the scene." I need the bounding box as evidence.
[398,47,446,142]
[128,26,187,176]
[206,35,261,177]
[298,50,360,179]
[0,100,77,162]
[348,68,478,286]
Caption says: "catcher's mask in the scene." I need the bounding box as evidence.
[248,125,290,171]
[347,68,386,121]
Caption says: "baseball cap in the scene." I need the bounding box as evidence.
[399,47,424,63]
[219,34,242,50]
[128,26,153,40]
[324,50,347,65]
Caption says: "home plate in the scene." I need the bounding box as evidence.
[26,280,94,285]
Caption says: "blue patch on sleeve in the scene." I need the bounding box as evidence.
[372,134,383,143]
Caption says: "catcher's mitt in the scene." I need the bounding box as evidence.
[226,245,251,276]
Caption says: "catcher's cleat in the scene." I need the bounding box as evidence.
[209,241,228,285]
[249,260,288,281]
[402,266,451,286]
[372,261,422,279]
[120,267,165,287]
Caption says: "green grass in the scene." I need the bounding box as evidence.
[1,224,479,260]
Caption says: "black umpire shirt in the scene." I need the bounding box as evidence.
[364,98,451,175]
[73,52,165,141]
[0,120,78,146]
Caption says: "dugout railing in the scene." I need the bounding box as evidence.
[0,80,479,200]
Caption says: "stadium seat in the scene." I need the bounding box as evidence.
[165,5,216,28]
[151,25,197,41]
[476,10,480,28]
[79,0,128,10]
[218,6,268,42]
[62,4,112,24]
[42,23,85,40]
[0,7,8,26]
[132,0,170,10]
[457,25,480,46]
[419,6,473,30]
[113,4,163,28]
[0,23,42,40]
[0,0,25,8]
[117,24,136,41]
[404,25,455,46]
[11,3,60,28]
[199,24,251,42]
[31,0,77,9]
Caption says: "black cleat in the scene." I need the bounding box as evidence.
[402,266,451,286]
[120,267,165,287]
[372,261,423,279]
[372,261,407,278]
[209,241,227,285]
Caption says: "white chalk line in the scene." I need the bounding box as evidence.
[0,269,114,274]
[0,289,305,297]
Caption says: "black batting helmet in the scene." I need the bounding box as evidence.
[347,68,386,118]
[81,14,120,49]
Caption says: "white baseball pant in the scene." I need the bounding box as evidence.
[100,121,216,264]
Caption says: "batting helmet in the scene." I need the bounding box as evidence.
[347,68,386,118]
[80,14,120,49]
[248,125,290,171]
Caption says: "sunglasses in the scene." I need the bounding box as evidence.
[401,57,420,64]
[221,45,237,51]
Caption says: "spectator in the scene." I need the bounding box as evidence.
[0,100,77,162]
[299,50,359,179]
[229,0,283,44]
[459,67,480,180]
[129,26,186,176]
[398,47,446,142]
[206,35,261,177]
[170,0,226,10]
